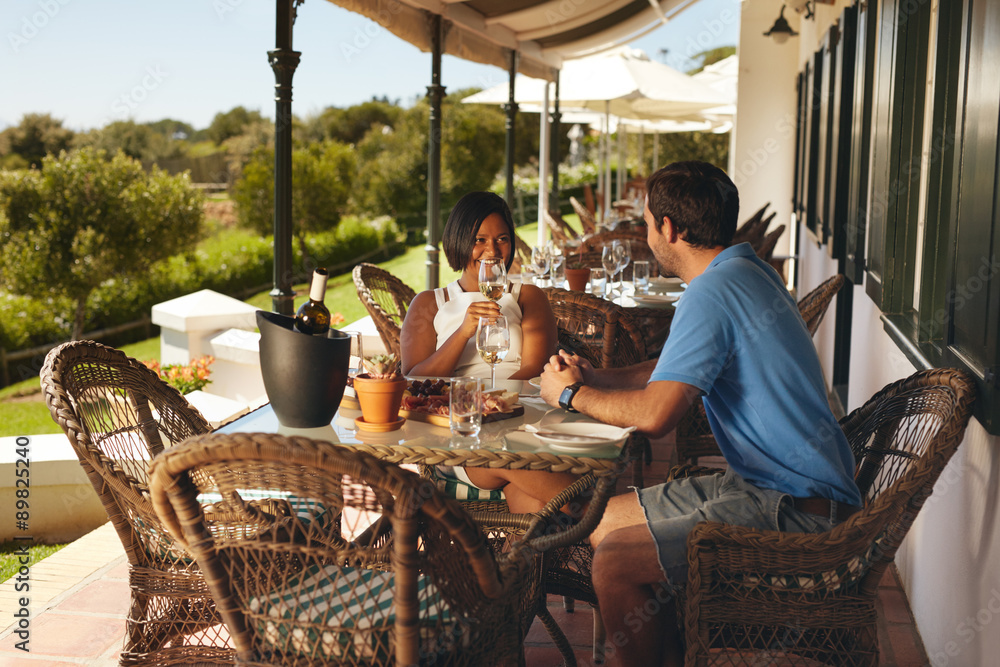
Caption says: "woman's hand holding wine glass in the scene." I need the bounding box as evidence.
[476,315,510,390]
[478,256,507,302]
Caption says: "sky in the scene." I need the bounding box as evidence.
[1,0,741,133]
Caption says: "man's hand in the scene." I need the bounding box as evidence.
[540,351,586,406]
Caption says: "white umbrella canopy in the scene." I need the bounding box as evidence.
[462,47,730,122]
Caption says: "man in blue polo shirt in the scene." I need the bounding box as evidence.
[539,160,861,667]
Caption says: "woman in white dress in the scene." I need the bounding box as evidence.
[401,191,578,514]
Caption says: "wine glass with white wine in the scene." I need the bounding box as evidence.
[478,257,507,302]
[476,315,510,390]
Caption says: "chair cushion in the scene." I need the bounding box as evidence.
[249,563,466,660]
[432,466,505,502]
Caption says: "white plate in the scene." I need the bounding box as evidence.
[533,423,633,451]
[650,276,685,290]
[528,376,542,388]
[631,293,680,306]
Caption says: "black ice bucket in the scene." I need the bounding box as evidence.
[256,310,351,428]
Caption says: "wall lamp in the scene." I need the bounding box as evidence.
[763,5,798,45]
[788,0,816,20]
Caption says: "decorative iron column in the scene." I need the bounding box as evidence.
[549,72,562,212]
[268,0,301,315]
[503,50,519,208]
[425,13,445,290]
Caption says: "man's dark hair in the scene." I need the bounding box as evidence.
[645,161,739,249]
[441,191,517,272]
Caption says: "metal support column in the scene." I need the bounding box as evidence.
[503,50,519,208]
[268,0,301,315]
[425,13,445,290]
[549,73,562,212]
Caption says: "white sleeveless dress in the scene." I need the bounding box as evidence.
[432,280,523,383]
[432,280,523,498]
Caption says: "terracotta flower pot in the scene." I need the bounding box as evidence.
[353,374,408,423]
[565,267,591,292]
[256,310,350,428]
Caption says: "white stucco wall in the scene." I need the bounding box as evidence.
[740,0,1000,663]
[732,1,800,260]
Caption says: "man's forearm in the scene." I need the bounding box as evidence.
[590,358,658,390]
[570,380,699,438]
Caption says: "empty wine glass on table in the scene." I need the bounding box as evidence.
[478,256,507,302]
[476,315,510,390]
[614,240,632,303]
[602,241,620,299]
[531,246,551,286]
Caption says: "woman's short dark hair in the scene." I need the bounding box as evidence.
[645,161,739,249]
[441,191,517,272]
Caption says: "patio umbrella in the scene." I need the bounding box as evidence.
[462,47,731,122]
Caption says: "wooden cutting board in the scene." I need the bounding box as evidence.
[339,392,523,427]
[400,404,524,428]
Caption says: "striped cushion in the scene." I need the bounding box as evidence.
[249,564,465,660]
[432,467,505,502]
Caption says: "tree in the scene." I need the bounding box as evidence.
[0,148,203,340]
[231,140,356,268]
[72,120,178,162]
[0,113,74,168]
[688,46,737,74]
[207,106,266,145]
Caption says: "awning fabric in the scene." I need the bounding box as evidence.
[323,0,701,81]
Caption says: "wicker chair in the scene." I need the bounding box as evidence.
[799,273,846,335]
[752,224,786,263]
[678,368,976,666]
[581,229,649,254]
[731,204,772,247]
[40,340,233,666]
[148,432,548,667]
[544,209,577,243]
[352,263,416,359]
[570,196,598,235]
[542,287,646,370]
[674,275,847,465]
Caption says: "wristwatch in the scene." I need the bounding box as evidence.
[559,382,584,412]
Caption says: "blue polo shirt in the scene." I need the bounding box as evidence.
[649,243,861,506]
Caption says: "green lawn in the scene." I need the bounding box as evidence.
[0,219,555,438]
[0,541,67,583]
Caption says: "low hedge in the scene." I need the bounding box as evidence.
[0,215,404,355]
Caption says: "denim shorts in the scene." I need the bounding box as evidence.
[635,468,835,583]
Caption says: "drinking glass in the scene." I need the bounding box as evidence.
[449,376,482,441]
[476,315,510,390]
[633,260,650,295]
[602,241,620,298]
[478,257,507,302]
[589,267,607,297]
[348,331,364,379]
[531,246,551,286]
[614,240,632,301]
[549,245,566,287]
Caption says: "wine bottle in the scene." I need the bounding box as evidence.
[295,268,331,336]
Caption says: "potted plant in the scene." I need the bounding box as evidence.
[564,246,591,291]
[353,353,408,425]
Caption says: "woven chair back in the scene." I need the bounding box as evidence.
[352,263,416,359]
[682,368,976,665]
[731,203,772,246]
[543,209,574,243]
[569,196,598,235]
[40,340,232,663]
[149,432,540,667]
[752,224,785,262]
[798,274,845,335]
[542,287,646,368]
